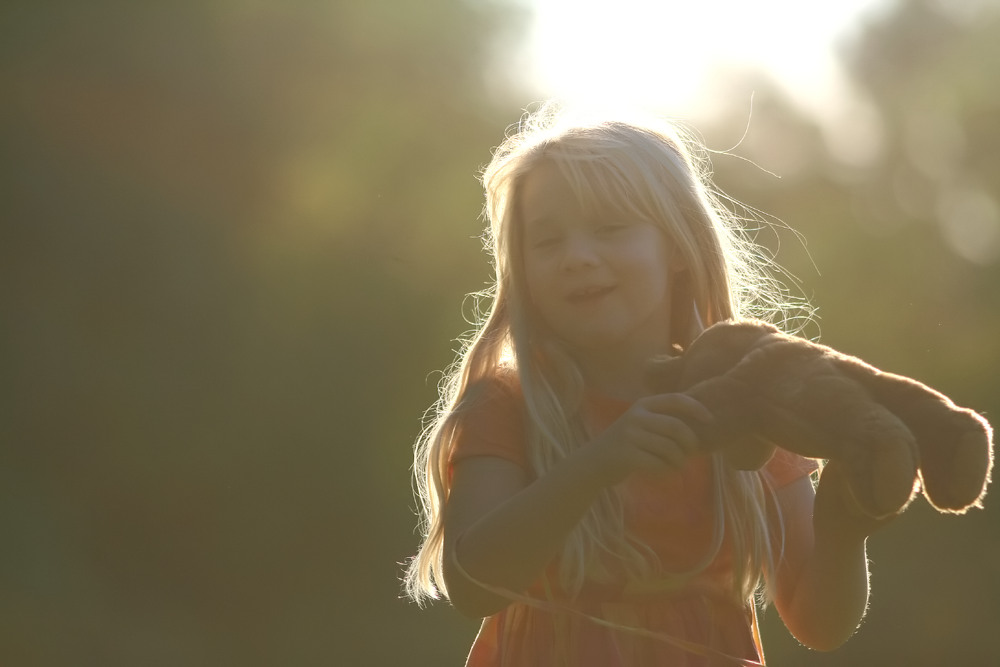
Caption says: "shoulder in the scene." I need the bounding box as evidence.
[461,365,522,410]
[450,366,529,469]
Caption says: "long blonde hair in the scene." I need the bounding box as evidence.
[406,104,808,605]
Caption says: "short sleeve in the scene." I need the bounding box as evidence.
[449,372,529,470]
[762,448,819,489]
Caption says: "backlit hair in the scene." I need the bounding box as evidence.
[406,103,809,605]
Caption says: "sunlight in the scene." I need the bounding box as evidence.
[523,0,888,118]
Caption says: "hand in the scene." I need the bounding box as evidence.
[583,393,714,486]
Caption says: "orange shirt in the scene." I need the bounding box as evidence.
[449,374,818,667]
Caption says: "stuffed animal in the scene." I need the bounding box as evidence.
[647,320,994,519]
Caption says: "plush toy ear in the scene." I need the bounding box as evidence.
[681,320,780,381]
[912,404,993,513]
[646,319,779,392]
[834,360,994,514]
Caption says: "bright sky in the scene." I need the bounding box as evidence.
[522,0,890,120]
[517,0,1000,264]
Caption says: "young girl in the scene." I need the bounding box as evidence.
[406,106,887,666]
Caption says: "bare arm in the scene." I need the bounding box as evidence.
[770,461,894,651]
[442,393,713,618]
[443,450,607,617]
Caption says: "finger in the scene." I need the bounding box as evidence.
[640,393,715,424]
[637,412,701,454]
[633,435,687,468]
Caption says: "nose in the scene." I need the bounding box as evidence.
[558,233,600,272]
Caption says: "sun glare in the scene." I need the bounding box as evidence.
[523,0,888,118]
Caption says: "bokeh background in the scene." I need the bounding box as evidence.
[2,0,998,665]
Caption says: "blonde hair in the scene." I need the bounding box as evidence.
[406,104,808,606]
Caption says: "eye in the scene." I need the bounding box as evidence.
[596,222,629,235]
[530,235,561,250]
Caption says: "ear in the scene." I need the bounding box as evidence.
[669,247,689,275]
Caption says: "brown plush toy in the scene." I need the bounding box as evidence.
[647,320,994,519]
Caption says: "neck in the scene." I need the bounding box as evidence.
[573,338,674,402]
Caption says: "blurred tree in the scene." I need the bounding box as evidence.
[1,1,523,665]
[699,1,1000,664]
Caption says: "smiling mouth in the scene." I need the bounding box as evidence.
[566,285,614,303]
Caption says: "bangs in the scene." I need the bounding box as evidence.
[554,154,658,227]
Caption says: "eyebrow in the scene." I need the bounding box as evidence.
[522,216,559,235]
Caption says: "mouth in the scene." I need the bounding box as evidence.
[566,284,614,304]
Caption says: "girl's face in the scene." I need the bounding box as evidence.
[519,160,678,356]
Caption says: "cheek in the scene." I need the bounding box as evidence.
[628,266,674,314]
[522,260,541,304]
[523,254,555,300]
[623,245,672,287]
[520,263,552,329]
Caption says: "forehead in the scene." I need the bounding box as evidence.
[518,160,585,227]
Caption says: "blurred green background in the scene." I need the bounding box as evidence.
[2,1,998,665]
